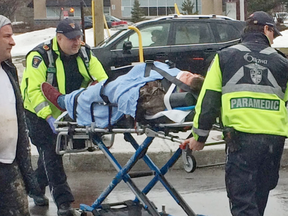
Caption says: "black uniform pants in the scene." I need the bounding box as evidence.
[0,161,30,216]
[225,132,285,216]
[25,110,74,208]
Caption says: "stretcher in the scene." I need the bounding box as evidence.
[54,105,224,216]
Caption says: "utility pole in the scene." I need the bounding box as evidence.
[93,0,104,46]
[239,0,245,21]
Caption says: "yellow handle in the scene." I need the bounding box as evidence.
[174,3,181,15]
[128,26,144,63]
[103,14,111,37]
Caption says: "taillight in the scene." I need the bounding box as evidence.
[111,20,127,27]
[111,21,117,27]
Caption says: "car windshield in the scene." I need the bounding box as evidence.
[105,15,121,22]
[97,29,130,47]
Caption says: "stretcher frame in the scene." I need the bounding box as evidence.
[54,112,215,216]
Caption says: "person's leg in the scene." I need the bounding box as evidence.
[225,133,269,216]
[57,95,66,109]
[255,136,285,216]
[25,111,74,214]
[25,110,49,206]
[0,161,30,216]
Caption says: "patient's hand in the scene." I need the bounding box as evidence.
[182,137,205,151]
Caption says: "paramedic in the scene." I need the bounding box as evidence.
[20,18,108,216]
[182,11,288,216]
[0,15,42,215]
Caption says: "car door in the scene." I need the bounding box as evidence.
[168,20,217,76]
[110,22,172,68]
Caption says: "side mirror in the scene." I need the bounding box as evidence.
[123,41,132,54]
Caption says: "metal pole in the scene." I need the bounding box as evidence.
[80,2,85,42]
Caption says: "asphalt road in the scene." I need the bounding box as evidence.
[29,166,288,216]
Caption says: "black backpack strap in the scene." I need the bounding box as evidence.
[44,41,58,90]
[29,39,59,90]
[79,43,95,82]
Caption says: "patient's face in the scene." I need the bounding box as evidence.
[179,71,200,85]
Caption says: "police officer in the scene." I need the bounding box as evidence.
[182,11,288,216]
[21,18,108,216]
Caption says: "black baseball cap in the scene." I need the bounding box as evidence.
[56,18,83,39]
[246,11,281,37]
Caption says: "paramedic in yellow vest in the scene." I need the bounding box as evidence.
[20,18,107,216]
[182,11,288,216]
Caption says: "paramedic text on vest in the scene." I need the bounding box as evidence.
[182,11,288,216]
[20,18,108,216]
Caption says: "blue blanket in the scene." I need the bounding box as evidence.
[65,61,181,127]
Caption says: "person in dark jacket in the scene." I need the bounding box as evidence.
[182,11,288,216]
[0,15,41,216]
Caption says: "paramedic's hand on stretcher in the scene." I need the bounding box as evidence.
[182,137,205,151]
[46,115,57,134]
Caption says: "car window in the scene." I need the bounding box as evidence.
[214,23,241,42]
[115,23,170,49]
[175,22,213,45]
[105,15,120,22]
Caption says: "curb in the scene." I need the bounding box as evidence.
[30,135,288,172]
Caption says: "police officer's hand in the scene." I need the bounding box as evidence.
[182,137,205,151]
[46,115,57,134]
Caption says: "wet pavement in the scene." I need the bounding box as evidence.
[28,166,288,216]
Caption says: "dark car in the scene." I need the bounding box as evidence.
[92,14,245,76]
[84,15,128,29]
[84,16,93,29]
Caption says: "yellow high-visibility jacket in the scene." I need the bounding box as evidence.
[192,33,288,142]
[21,37,108,120]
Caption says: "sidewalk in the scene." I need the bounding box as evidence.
[30,130,288,172]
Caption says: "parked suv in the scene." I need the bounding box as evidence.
[92,14,245,76]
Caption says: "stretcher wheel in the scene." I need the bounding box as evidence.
[183,154,196,173]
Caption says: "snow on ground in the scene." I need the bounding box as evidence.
[273,29,288,48]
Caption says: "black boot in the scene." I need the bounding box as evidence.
[57,202,75,216]
[30,194,49,206]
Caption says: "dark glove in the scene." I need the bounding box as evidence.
[223,127,241,153]
[47,116,57,134]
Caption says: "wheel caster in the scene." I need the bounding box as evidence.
[183,154,196,173]
[182,146,197,173]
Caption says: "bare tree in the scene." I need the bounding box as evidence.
[0,0,21,20]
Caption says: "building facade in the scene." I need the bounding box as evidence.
[31,0,111,27]
[30,0,226,27]
[121,0,202,18]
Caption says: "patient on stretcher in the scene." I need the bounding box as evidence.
[41,61,204,127]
